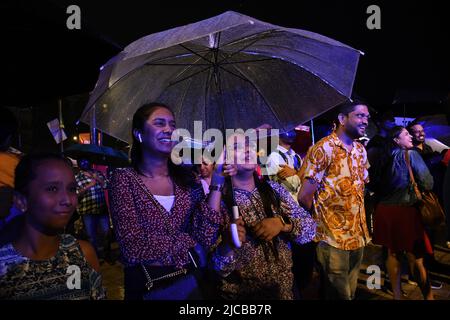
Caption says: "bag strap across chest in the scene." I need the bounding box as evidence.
[405,150,422,201]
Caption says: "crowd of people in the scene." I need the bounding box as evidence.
[0,100,449,300]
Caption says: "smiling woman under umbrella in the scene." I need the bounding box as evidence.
[109,102,237,300]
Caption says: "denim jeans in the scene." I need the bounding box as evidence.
[82,214,110,257]
[316,241,364,300]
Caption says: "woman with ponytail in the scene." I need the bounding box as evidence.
[110,102,235,300]
[373,126,434,300]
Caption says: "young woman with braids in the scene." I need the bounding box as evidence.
[210,132,316,300]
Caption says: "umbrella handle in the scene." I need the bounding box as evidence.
[230,205,241,248]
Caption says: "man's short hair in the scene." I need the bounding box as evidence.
[337,99,368,117]
[407,120,422,133]
[334,99,369,128]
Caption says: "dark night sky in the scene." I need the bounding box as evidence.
[0,0,450,109]
[1,0,449,152]
[2,0,449,107]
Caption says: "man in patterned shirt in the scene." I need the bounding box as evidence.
[75,159,110,260]
[297,100,371,300]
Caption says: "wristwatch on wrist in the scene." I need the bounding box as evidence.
[209,184,224,192]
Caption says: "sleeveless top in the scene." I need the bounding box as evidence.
[0,234,105,300]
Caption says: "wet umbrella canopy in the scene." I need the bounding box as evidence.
[81,11,362,143]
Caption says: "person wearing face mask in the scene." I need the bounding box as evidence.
[109,102,235,300]
[372,126,434,300]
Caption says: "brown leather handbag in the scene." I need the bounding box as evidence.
[405,151,445,227]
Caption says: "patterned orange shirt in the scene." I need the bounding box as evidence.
[298,132,370,250]
[0,151,20,188]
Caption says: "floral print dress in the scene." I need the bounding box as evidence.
[211,181,316,300]
[0,234,105,300]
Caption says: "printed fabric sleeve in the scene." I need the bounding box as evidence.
[75,172,88,188]
[269,181,316,245]
[209,202,255,278]
[188,187,227,250]
[109,169,187,265]
[298,141,332,186]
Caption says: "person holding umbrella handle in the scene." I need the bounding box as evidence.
[210,132,316,300]
[208,124,274,250]
[207,145,244,249]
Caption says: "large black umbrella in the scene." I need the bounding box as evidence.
[80,11,362,142]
